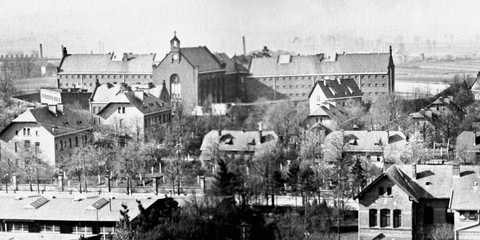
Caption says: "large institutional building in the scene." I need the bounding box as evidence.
[236,47,395,102]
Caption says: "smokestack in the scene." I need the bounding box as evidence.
[242,36,246,55]
[39,43,43,58]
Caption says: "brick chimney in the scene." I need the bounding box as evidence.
[123,53,128,61]
[453,164,460,178]
[62,47,68,58]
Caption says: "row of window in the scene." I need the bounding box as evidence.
[145,114,171,128]
[5,222,114,236]
[56,135,89,151]
[14,141,39,152]
[117,107,126,114]
[16,128,39,137]
[61,74,151,79]
[361,83,387,88]
[379,187,392,196]
[41,93,60,102]
[369,209,402,228]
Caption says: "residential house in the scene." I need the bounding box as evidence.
[0,104,93,167]
[199,129,278,167]
[243,47,395,102]
[355,164,480,240]
[90,83,171,141]
[0,194,166,240]
[307,78,362,129]
[323,130,407,167]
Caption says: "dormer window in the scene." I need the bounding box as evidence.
[225,138,233,145]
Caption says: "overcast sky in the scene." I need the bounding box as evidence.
[2,0,480,57]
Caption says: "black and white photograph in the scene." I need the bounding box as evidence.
[1,0,480,239]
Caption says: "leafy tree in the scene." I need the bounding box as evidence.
[400,131,431,164]
[114,204,133,240]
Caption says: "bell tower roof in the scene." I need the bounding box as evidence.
[170,31,181,52]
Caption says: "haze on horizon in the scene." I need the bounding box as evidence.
[2,0,480,58]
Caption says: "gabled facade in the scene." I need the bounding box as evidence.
[323,130,407,167]
[0,104,93,166]
[199,129,278,162]
[90,83,172,141]
[155,33,241,111]
[356,164,480,240]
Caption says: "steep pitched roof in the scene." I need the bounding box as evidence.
[58,53,155,74]
[199,130,278,161]
[214,53,249,74]
[180,47,224,72]
[309,103,347,120]
[357,165,480,202]
[310,79,363,100]
[249,53,390,77]
[0,105,93,137]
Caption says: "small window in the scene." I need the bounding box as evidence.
[369,209,377,227]
[122,107,125,113]
[75,136,78,147]
[387,187,392,195]
[60,140,63,151]
[118,107,121,113]
[379,187,384,196]
[69,138,72,148]
[380,209,390,227]
[15,130,18,135]
[27,128,30,136]
[36,131,39,136]
[393,210,401,228]
[23,128,26,136]
[35,142,40,152]
[14,142,18,152]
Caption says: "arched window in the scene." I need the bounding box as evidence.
[170,74,181,99]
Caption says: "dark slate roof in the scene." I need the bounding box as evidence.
[180,47,224,73]
[232,55,252,71]
[0,194,159,222]
[97,91,170,116]
[124,91,171,114]
[309,104,347,120]
[308,78,363,100]
[58,53,155,74]
[427,96,465,114]
[199,130,278,161]
[249,53,391,77]
[215,53,249,74]
[0,105,93,137]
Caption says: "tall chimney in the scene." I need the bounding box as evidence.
[62,47,68,58]
[39,43,43,58]
[412,164,417,179]
[242,36,246,55]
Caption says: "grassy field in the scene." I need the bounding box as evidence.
[396,59,480,83]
